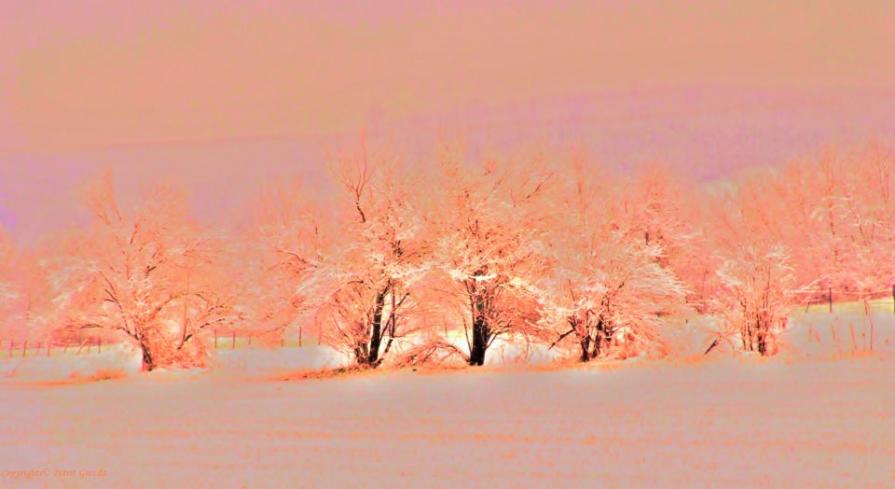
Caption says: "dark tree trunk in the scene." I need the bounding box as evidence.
[140,343,155,372]
[367,290,387,366]
[756,319,768,356]
[590,318,609,359]
[579,336,592,362]
[354,346,368,366]
[468,315,490,366]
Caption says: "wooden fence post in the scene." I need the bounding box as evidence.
[828,288,833,313]
[864,298,874,353]
[231,331,236,349]
[22,340,27,358]
[298,327,302,348]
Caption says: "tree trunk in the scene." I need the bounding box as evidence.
[140,343,156,372]
[756,317,768,356]
[579,336,592,362]
[603,325,613,356]
[354,346,368,366]
[367,289,387,366]
[591,318,609,359]
[468,315,490,366]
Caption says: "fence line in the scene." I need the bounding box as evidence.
[789,286,895,314]
[2,338,106,358]
[1,333,313,361]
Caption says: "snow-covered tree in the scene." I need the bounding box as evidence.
[314,142,432,367]
[548,158,688,361]
[708,176,795,355]
[430,150,554,366]
[57,175,241,371]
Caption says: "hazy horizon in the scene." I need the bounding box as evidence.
[2,1,895,241]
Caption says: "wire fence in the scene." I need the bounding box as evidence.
[1,328,317,360]
[790,286,895,313]
[211,331,294,350]
[2,338,107,359]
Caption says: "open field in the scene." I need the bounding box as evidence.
[1,356,894,488]
[1,309,893,488]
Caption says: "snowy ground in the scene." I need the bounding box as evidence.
[1,308,893,488]
[1,357,893,487]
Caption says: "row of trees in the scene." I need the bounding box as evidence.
[2,143,893,371]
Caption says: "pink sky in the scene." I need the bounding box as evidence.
[1,1,894,240]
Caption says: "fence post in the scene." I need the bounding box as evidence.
[298,327,303,348]
[231,331,236,349]
[865,298,874,353]
[248,335,252,346]
[828,288,833,313]
[22,340,27,358]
